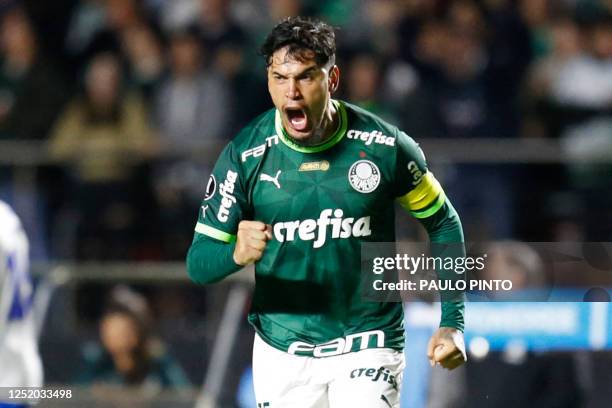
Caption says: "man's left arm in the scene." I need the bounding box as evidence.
[394,131,467,370]
[417,200,467,369]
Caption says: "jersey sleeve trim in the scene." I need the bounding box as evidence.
[409,191,446,219]
[274,99,347,153]
[195,222,237,243]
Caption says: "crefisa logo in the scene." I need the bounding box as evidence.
[348,160,380,193]
[204,175,216,201]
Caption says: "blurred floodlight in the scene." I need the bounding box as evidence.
[469,336,490,360]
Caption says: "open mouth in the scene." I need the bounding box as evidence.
[285,107,309,132]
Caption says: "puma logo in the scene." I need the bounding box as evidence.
[260,170,281,189]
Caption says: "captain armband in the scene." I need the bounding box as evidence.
[397,172,446,219]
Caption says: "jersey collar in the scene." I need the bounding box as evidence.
[275,99,348,153]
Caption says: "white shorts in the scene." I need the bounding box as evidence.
[253,334,405,408]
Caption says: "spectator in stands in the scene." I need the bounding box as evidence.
[150,0,199,32]
[554,14,612,239]
[480,241,547,300]
[49,52,155,259]
[78,286,189,389]
[196,0,246,57]
[551,13,612,112]
[194,0,268,130]
[236,0,304,45]
[0,6,67,260]
[518,0,554,57]
[343,51,398,123]
[400,11,516,239]
[524,16,582,138]
[64,0,107,62]
[525,11,612,139]
[152,27,231,258]
[395,0,443,77]
[485,0,533,137]
[80,0,156,55]
[121,23,165,102]
[0,6,66,140]
[155,27,231,145]
[72,0,164,99]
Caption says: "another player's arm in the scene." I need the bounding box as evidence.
[394,131,467,369]
[0,224,18,344]
[0,245,8,340]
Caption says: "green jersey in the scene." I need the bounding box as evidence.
[192,100,452,357]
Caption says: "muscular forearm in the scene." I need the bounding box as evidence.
[419,199,466,331]
[186,235,242,284]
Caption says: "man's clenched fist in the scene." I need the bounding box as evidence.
[427,327,467,370]
[233,220,273,266]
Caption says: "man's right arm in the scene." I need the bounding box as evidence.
[186,235,242,284]
[185,141,245,284]
[185,143,271,284]
[187,221,272,284]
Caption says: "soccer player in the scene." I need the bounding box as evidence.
[0,201,43,408]
[187,17,466,407]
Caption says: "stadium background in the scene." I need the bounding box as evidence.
[0,0,611,406]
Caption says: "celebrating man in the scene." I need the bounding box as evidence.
[187,17,466,407]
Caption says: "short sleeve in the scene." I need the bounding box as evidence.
[394,131,446,219]
[194,143,248,243]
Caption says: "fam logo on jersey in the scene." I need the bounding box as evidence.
[218,170,238,222]
[204,175,216,201]
[241,135,279,162]
[347,130,395,147]
[273,208,371,249]
[349,160,381,193]
[288,329,384,357]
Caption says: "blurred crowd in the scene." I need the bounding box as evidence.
[0,0,611,261]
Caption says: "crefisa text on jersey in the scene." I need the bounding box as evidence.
[347,130,395,146]
[218,170,238,222]
[273,208,371,248]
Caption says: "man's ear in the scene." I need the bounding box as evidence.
[328,65,340,94]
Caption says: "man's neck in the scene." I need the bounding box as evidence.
[298,100,338,147]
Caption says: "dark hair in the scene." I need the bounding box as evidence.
[260,16,336,67]
[103,285,153,339]
[101,286,157,384]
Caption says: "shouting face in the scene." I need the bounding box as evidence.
[267,46,339,144]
